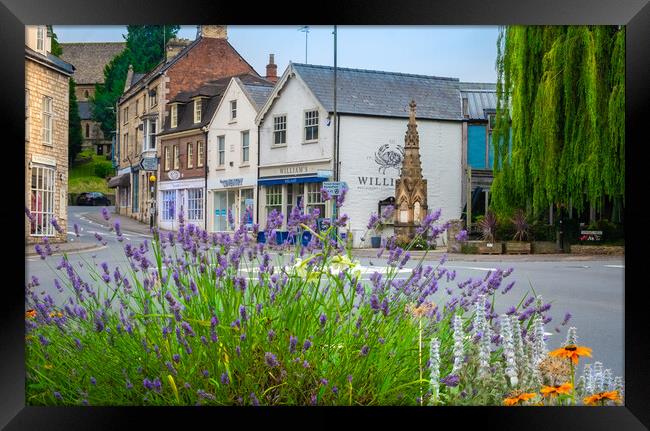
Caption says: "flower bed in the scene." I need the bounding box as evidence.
[25,194,624,406]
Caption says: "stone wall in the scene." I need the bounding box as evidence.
[25,58,70,243]
[570,245,625,255]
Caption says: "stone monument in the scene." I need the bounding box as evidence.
[395,100,428,243]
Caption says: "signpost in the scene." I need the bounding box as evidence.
[139,157,158,171]
[322,181,347,196]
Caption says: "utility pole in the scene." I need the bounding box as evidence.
[299,26,310,63]
[332,25,338,237]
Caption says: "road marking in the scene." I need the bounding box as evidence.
[604,265,624,268]
[446,265,497,272]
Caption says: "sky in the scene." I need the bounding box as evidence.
[52,25,499,83]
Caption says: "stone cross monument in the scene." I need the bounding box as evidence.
[394,100,428,242]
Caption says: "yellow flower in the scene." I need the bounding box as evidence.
[549,345,592,365]
[328,255,360,276]
[503,392,537,406]
[44,364,53,370]
[584,390,621,405]
[540,382,573,397]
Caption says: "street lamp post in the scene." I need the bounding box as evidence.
[149,173,157,237]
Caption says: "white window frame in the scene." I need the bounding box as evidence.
[304,109,319,143]
[171,104,178,128]
[217,136,225,167]
[164,146,170,171]
[149,89,158,108]
[306,182,326,217]
[187,188,203,221]
[241,130,250,163]
[194,99,202,123]
[187,142,193,169]
[36,26,45,52]
[273,114,287,146]
[197,141,204,167]
[230,100,237,121]
[42,96,53,146]
[145,119,157,151]
[265,185,283,220]
[30,164,56,237]
[162,190,176,221]
[173,145,180,170]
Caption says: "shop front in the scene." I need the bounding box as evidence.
[157,177,205,231]
[207,177,256,232]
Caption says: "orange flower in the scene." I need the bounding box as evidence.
[549,345,592,365]
[584,390,621,405]
[503,392,537,406]
[25,309,36,319]
[540,382,573,397]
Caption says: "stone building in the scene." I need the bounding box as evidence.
[25,25,75,243]
[111,25,261,224]
[59,42,125,155]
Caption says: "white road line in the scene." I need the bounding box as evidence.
[446,265,497,272]
[604,265,624,268]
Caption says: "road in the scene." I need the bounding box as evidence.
[25,206,625,380]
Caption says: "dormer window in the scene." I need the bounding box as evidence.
[171,104,178,128]
[149,89,158,108]
[194,99,202,123]
[36,26,45,52]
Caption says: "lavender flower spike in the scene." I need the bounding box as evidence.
[451,315,465,374]
[500,314,518,386]
[429,338,441,405]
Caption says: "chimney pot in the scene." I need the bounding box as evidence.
[265,53,278,83]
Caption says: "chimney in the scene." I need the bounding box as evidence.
[265,54,277,83]
[199,25,227,39]
[124,65,134,93]
[166,38,192,62]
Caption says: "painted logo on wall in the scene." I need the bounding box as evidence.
[373,142,404,174]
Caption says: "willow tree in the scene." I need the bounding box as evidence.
[490,26,625,220]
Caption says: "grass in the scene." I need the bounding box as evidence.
[68,151,113,195]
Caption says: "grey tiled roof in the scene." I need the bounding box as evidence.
[460,83,497,120]
[25,46,75,76]
[241,82,274,111]
[77,101,92,120]
[292,63,462,121]
[60,42,125,84]
[132,73,145,87]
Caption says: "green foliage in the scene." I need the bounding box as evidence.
[92,26,180,137]
[460,243,479,254]
[68,79,83,165]
[93,161,114,179]
[47,26,62,56]
[491,26,625,217]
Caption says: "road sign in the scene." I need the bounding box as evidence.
[140,157,158,171]
[322,181,347,196]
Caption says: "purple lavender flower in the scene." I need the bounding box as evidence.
[221,373,230,385]
[250,392,260,406]
[90,376,97,385]
[239,305,248,322]
[319,313,327,327]
[53,391,62,400]
[366,213,380,230]
[303,339,312,352]
[50,218,64,234]
[202,370,210,378]
[143,378,154,390]
[265,352,279,368]
[289,335,297,354]
[302,360,310,368]
[561,312,572,326]
[455,230,468,242]
[268,329,275,342]
[332,386,339,395]
[360,345,369,356]
[347,375,353,383]
[440,374,460,387]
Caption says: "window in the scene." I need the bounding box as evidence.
[305,110,319,142]
[145,119,157,151]
[136,99,139,116]
[241,131,249,163]
[265,185,283,220]
[85,123,90,138]
[164,146,170,171]
[122,133,129,161]
[25,89,30,141]
[187,143,193,168]
[84,90,89,99]
[171,105,178,128]
[187,188,203,220]
[120,186,130,207]
[273,115,287,145]
[162,190,176,221]
[306,182,325,218]
[197,141,204,167]
[36,26,44,52]
[42,96,53,145]
[194,99,202,123]
[30,165,55,236]
[123,107,128,125]
[149,88,158,108]
[173,145,180,170]
[217,136,225,166]
[230,100,237,120]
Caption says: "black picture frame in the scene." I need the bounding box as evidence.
[3,0,648,428]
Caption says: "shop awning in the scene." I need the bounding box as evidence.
[258,176,323,186]
[107,173,130,188]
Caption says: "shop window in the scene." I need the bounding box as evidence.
[306,182,325,218]
[30,165,55,236]
[187,188,203,220]
[162,190,175,220]
[265,185,283,221]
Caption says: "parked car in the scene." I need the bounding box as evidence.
[76,192,111,206]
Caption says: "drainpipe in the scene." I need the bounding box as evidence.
[256,124,261,227]
[202,126,209,231]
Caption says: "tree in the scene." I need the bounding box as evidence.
[490,26,625,220]
[92,26,180,138]
[47,25,62,56]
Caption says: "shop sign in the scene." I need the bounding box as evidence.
[220,178,243,188]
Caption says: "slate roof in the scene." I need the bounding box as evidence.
[459,82,497,121]
[59,42,125,84]
[241,81,274,111]
[25,46,75,76]
[131,73,145,87]
[77,101,92,120]
[291,63,463,121]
